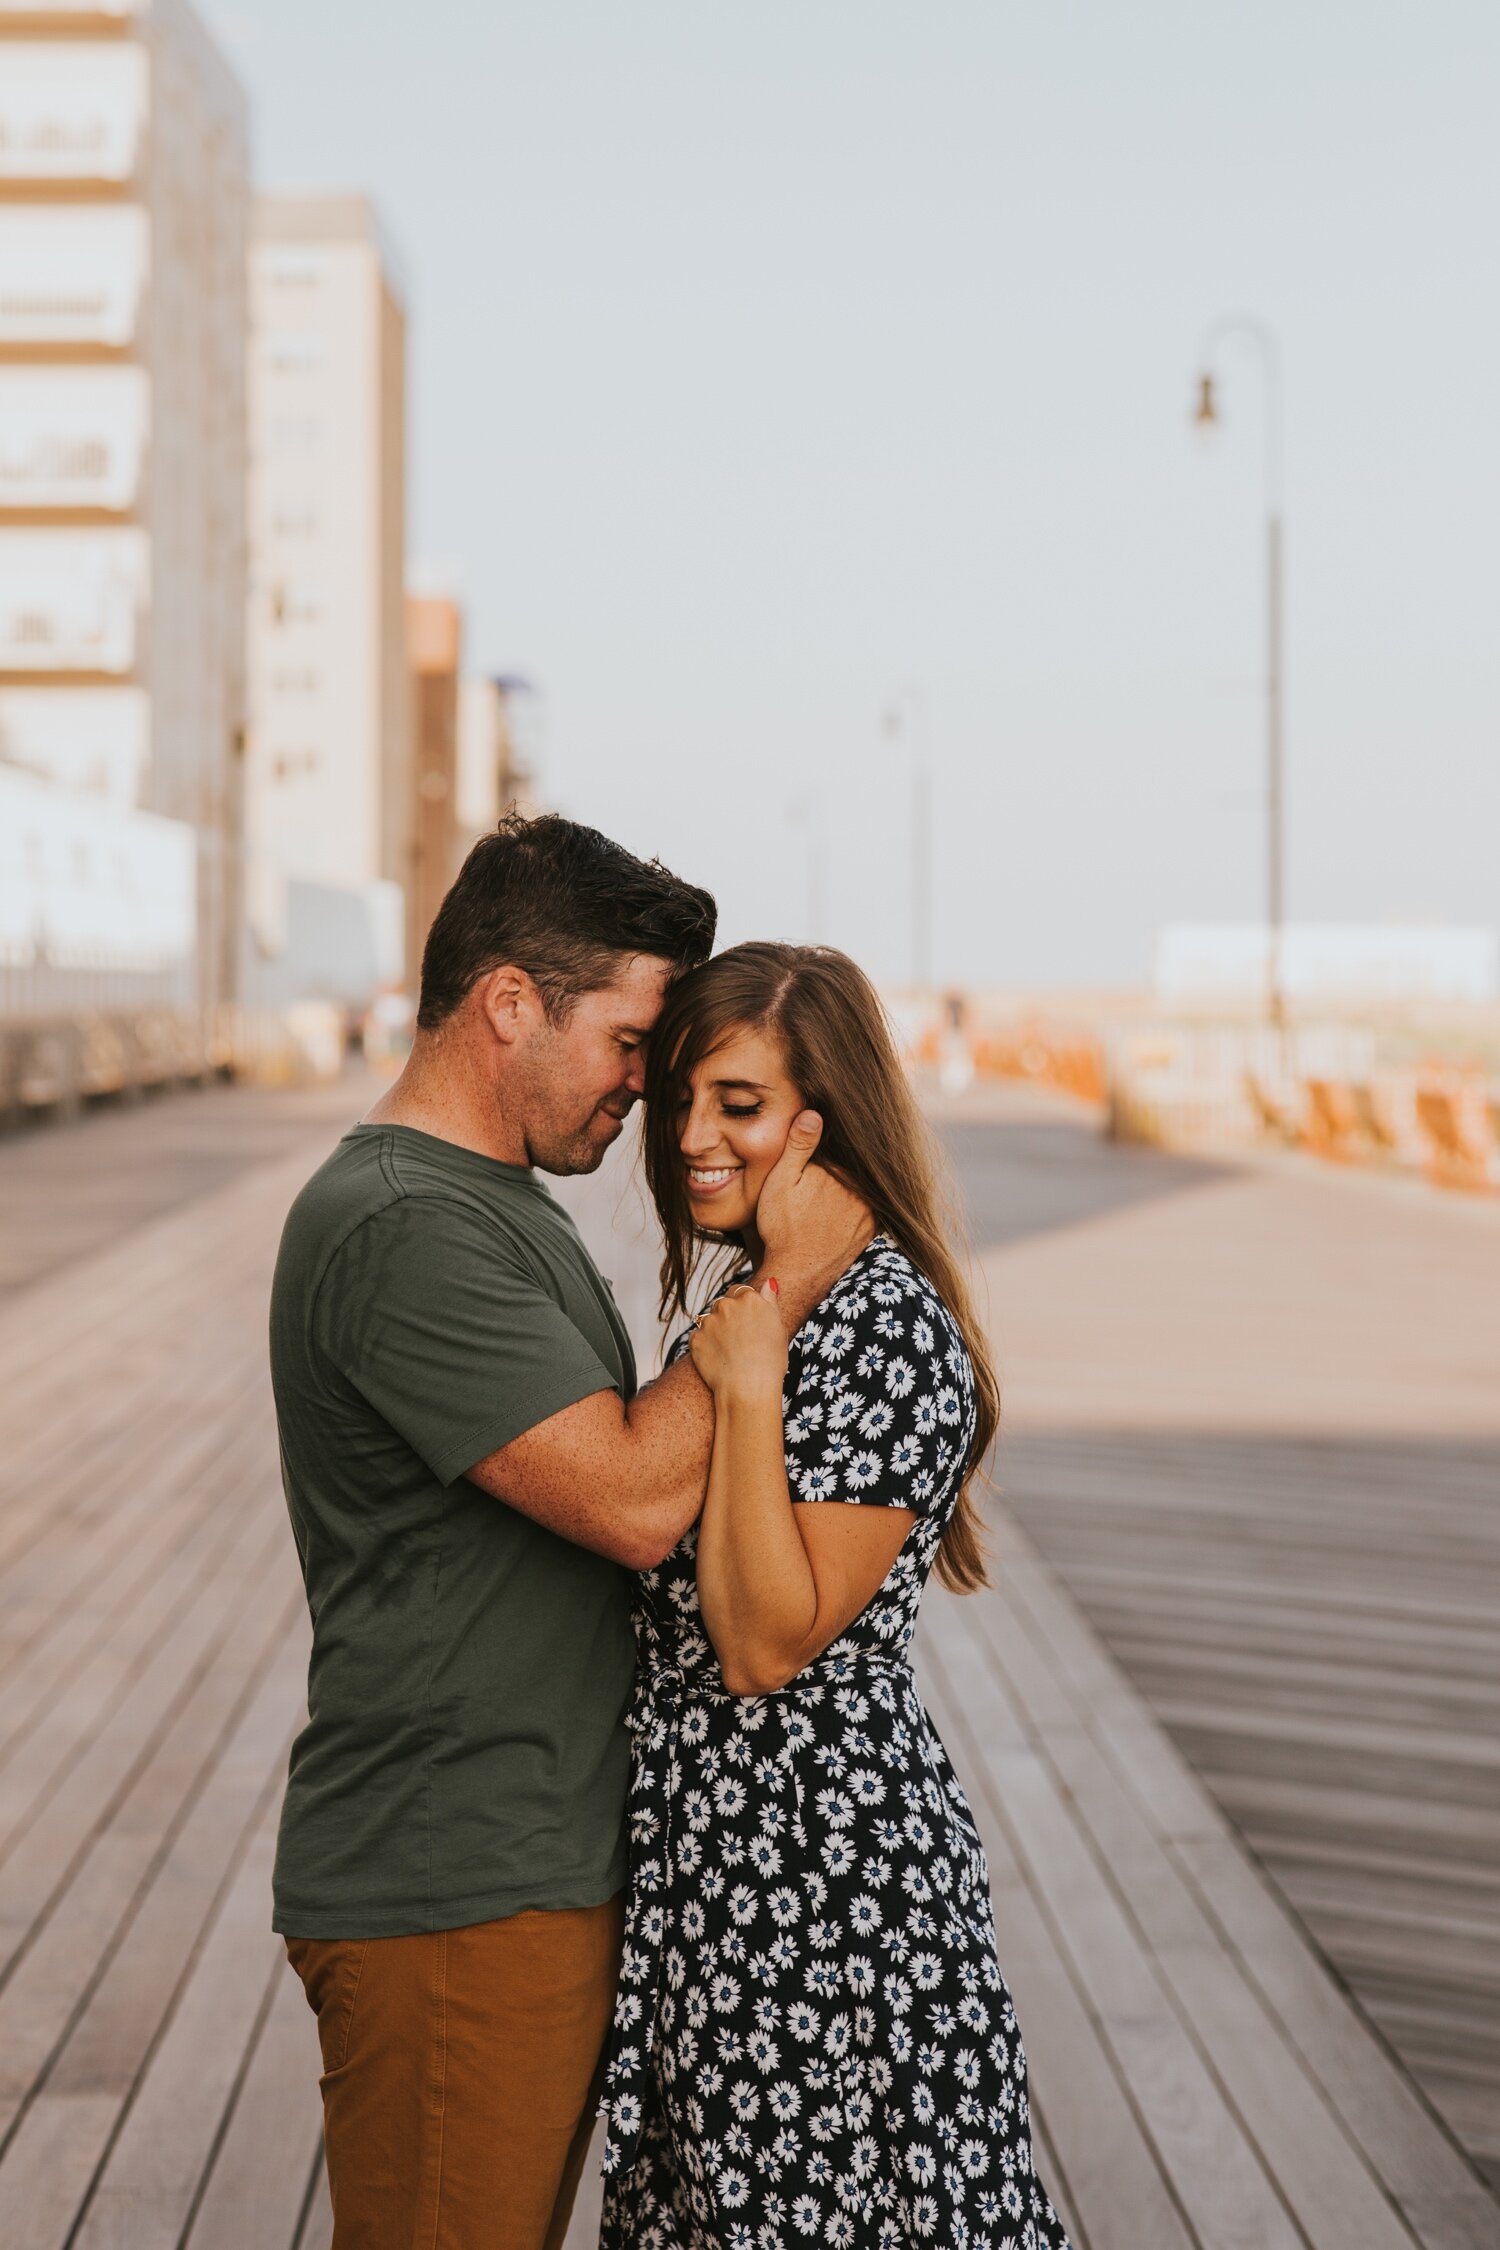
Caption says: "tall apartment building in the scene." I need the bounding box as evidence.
[406,591,462,982]
[0,0,249,1033]
[245,193,408,1004]
[456,673,538,847]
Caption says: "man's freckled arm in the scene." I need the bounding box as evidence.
[463,1282,825,1572]
[464,1349,716,1572]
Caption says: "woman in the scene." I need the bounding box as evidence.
[599,943,1071,2250]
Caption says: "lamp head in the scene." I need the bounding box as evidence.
[1193,372,1218,429]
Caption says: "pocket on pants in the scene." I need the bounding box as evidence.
[285,1937,369,2078]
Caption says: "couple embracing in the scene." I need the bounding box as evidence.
[271,814,1071,2250]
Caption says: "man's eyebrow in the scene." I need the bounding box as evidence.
[615,1024,654,1041]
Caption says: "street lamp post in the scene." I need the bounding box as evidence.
[1193,316,1286,1029]
[882,686,933,994]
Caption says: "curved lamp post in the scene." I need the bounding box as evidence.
[1193,315,1286,1028]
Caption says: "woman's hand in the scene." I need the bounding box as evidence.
[689,1282,788,1403]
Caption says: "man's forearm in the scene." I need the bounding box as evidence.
[470,1242,843,1573]
[466,1348,713,1570]
[617,1351,717,1563]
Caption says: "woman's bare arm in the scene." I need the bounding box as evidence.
[690,1287,913,1694]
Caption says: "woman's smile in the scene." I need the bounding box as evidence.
[686,1163,744,1199]
[673,1025,805,1245]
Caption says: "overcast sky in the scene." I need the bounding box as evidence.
[207,0,1500,989]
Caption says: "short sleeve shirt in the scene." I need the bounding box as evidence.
[270,1123,637,1938]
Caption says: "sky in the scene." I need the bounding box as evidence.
[206,0,1500,990]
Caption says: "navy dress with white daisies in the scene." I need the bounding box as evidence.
[598,1237,1072,2250]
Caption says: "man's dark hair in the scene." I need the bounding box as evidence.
[417,811,717,1031]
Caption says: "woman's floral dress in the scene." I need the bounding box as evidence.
[598,1236,1072,2250]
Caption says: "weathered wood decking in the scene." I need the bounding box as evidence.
[0,1084,1492,2249]
[940,1090,1500,2196]
[0,1137,325,2250]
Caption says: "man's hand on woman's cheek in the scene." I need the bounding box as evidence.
[755,1111,874,1326]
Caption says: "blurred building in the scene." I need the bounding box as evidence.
[1156,925,1500,1009]
[0,0,249,1058]
[406,592,463,982]
[455,673,538,843]
[243,192,408,1009]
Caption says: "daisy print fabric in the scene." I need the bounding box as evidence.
[597,1238,1073,2250]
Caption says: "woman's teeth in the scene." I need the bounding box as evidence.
[688,1166,740,1191]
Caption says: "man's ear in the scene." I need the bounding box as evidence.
[474,965,537,1047]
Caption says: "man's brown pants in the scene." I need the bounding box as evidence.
[286,1895,623,2250]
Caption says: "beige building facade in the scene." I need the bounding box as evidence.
[245,193,408,989]
[0,0,249,1024]
[406,592,462,983]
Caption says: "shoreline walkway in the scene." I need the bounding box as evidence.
[0,1086,1492,2249]
[939,1082,1500,2198]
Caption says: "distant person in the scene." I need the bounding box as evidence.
[270,816,868,2250]
[596,943,1073,2250]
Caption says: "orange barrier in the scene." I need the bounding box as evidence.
[1302,1079,1372,1163]
[969,1021,1106,1106]
[1414,1075,1497,1195]
[1351,1082,1401,1157]
[1243,1071,1301,1146]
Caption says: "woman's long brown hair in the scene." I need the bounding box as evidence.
[643,943,997,1594]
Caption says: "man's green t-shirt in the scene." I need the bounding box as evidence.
[269,1122,637,1939]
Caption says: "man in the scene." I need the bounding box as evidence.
[271,814,868,2249]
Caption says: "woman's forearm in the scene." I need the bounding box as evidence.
[695,1389,817,1693]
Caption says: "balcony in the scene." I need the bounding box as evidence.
[0,2,135,19]
[0,207,147,350]
[0,44,146,187]
[0,365,147,511]
[0,526,147,673]
[0,682,146,802]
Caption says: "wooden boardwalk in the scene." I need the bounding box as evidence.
[941,1088,1500,2198]
[0,1085,1492,2249]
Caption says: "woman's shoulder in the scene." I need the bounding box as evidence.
[801,1236,965,1360]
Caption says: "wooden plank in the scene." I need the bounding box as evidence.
[0,1103,356,2248]
[0,1505,290,1972]
[0,1628,306,2244]
[1030,2101,1090,2250]
[987,1514,1499,2246]
[915,1642,1197,2250]
[182,1957,324,2250]
[925,1600,1310,2250]
[293,2156,331,2250]
[0,1532,296,2124]
[0,1294,266,1594]
[71,1796,287,2250]
[992,1449,1500,2181]
[0,1349,268,1678]
[0,1075,370,1315]
[1174,1832,1500,2250]
[0,1440,272,1786]
[38,1611,302,2100]
[955,1581,1420,2250]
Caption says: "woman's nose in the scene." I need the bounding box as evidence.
[678,1104,723,1160]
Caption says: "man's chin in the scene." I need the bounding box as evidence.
[534,1112,627,1178]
